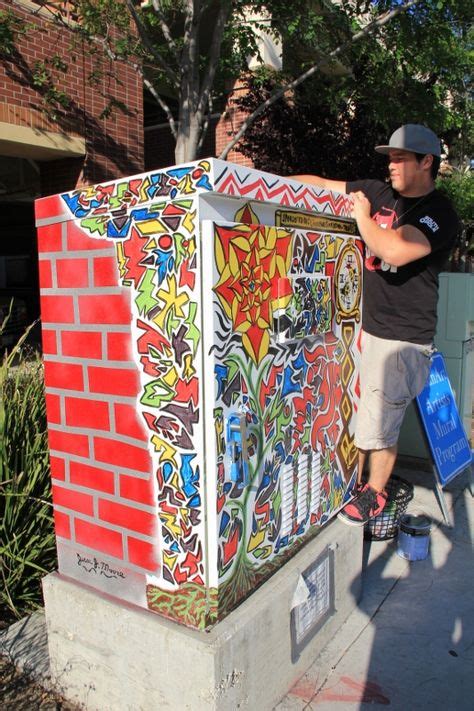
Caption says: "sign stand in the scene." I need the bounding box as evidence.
[415,352,472,527]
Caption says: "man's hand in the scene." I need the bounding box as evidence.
[351,191,372,224]
[349,190,432,267]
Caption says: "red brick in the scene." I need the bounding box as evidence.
[94,437,150,472]
[38,259,53,288]
[107,332,132,361]
[44,361,84,391]
[45,393,61,424]
[61,330,102,359]
[70,461,115,494]
[50,455,66,481]
[56,258,89,288]
[93,256,118,287]
[40,295,75,323]
[53,483,94,516]
[75,518,124,559]
[99,499,155,536]
[114,403,147,441]
[48,429,89,458]
[127,537,159,572]
[53,509,71,539]
[41,329,57,355]
[88,366,139,397]
[35,196,65,223]
[78,294,131,325]
[65,396,110,430]
[67,222,109,251]
[119,474,155,506]
[36,222,62,251]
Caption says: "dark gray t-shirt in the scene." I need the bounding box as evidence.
[346,179,459,344]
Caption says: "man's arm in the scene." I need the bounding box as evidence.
[290,175,347,194]
[352,191,431,267]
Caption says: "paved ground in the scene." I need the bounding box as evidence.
[276,463,474,710]
[1,460,472,710]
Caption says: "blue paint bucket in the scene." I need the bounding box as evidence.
[396,513,432,561]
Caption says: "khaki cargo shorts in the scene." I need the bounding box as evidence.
[355,331,433,451]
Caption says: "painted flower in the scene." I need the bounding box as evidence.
[214,224,293,363]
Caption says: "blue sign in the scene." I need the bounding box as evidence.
[416,352,471,487]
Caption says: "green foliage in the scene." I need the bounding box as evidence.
[437,170,474,226]
[236,0,472,177]
[0,316,55,623]
[0,9,27,57]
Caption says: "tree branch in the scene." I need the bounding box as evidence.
[152,0,179,57]
[197,0,232,119]
[143,76,178,139]
[125,0,180,88]
[219,0,423,159]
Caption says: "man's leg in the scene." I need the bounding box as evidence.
[368,445,397,493]
[357,448,368,487]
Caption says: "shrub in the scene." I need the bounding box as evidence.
[0,318,55,623]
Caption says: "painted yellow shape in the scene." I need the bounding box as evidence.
[235,202,260,225]
[183,354,196,380]
[183,210,195,235]
[163,365,178,388]
[151,435,177,465]
[153,275,189,329]
[247,526,266,552]
[136,218,167,235]
[161,512,181,538]
[163,551,178,569]
[115,241,127,279]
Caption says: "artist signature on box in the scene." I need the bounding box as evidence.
[76,554,126,580]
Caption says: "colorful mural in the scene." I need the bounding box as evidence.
[38,159,361,629]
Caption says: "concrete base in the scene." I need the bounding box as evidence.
[42,519,363,710]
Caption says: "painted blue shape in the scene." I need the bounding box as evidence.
[61,193,88,218]
[155,250,174,285]
[282,366,301,397]
[170,541,180,553]
[180,454,199,500]
[274,442,285,462]
[130,207,154,221]
[215,364,228,399]
[220,511,230,537]
[196,174,212,191]
[162,461,173,482]
[168,166,193,179]
[188,494,201,508]
[107,219,131,239]
[293,351,308,377]
[306,245,320,273]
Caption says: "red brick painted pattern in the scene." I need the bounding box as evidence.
[39,218,157,573]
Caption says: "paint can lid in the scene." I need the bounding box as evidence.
[399,513,432,536]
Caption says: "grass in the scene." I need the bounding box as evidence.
[0,312,56,623]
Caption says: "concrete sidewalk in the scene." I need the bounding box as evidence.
[276,463,474,710]
[1,461,473,710]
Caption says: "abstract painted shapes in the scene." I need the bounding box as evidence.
[274,276,332,343]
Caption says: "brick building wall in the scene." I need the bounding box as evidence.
[0,0,144,194]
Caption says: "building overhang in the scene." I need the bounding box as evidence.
[0,123,86,161]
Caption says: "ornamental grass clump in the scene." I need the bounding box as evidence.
[0,313,55,623]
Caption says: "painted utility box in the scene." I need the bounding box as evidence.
[35,160,363,630]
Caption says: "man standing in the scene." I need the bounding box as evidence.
[293,124,459,526]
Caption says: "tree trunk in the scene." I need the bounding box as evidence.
[175,114,202,164]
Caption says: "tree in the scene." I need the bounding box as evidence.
[233,0,473,175]
[2,0,471,164]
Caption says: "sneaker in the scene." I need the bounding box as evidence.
[338,483,387,527]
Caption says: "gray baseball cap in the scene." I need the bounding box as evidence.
[375,124,441,157]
